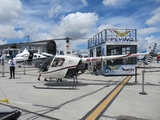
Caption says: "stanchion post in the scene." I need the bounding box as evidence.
[135,66,137,83]
[23,60,26,75]
[1,64,5,77]
[139,70,147,95]
[38,58,40,72]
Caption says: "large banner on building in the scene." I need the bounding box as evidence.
[104,64,136,75]
[106,29,137,43]
[88,29,137,48]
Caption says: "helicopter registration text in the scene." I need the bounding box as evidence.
[68,60,73,64]
[86,57,102,62]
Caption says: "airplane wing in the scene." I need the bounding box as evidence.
[13,56,28,62]
[42,52,53,57]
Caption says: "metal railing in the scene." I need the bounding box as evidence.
[135,66,160,95]
[0,60,40,77]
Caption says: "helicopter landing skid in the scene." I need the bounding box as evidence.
[33,85,77,90]
[33,75,78,89]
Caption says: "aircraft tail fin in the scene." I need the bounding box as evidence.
[146,43,157,63]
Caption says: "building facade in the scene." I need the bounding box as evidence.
[88,29,138,75]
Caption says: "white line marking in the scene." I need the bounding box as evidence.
[108,86,160,93]
[124,87,160,93]
[9,101,33,105]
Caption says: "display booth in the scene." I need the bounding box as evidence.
[88,29,138,75]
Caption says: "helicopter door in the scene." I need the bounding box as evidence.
[40,56,54,72]
[51,57,65,77]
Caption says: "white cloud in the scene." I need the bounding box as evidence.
[0,0,24,44]
[33,33,52,41]
[23,22,52,41]
[0,24,24,39]
[24,23,39,36]
[145,7,160,25]
[50,12,98,38]
[98,24,115,32]
[107,16,136,27]
[16,11,98,50]
[49,12,98,50]
[138,35,160,52]
[144,36,160,52]
[0,0,159,52]
[0,39,7,45]
[138,27,160,36]
[0,0,23,24]
[138,36,152,52]
[81,0,88,6]
[48,4,62,18]
[102,0,129,7]
[102,0,118,6]
[145,35,155,44]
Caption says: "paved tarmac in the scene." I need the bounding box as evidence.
[0,61,160,120]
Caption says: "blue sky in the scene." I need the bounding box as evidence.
[0,0,160,52]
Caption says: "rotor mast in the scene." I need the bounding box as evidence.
[64,37,73,56]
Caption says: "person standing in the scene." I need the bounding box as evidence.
[1,55,4,66]
[157,55,160,63]
[93,64,98,76]
[8,56,16,79]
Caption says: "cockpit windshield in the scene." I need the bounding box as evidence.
[39,56,54,72]
[51,57,65,67]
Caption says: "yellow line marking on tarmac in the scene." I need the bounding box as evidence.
[86,76,131,120]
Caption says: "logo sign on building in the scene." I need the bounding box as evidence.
[107,29,136,43]
[88,29,137,48]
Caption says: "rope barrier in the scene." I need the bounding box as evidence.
[135,65,160,95]
[0,86,9,104]
[144,70,160,73]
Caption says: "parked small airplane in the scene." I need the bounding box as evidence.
[13,48,53,67]
[122,67,134,73]
[35,43,157,89]
[13,48,30,62]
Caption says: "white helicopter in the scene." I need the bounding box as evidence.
[34,39,157,89]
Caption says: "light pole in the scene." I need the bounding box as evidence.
[26,35,30,49]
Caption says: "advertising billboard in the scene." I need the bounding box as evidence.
[88,29,137,48]
[106,29,137,43]
[104,64,136,75]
